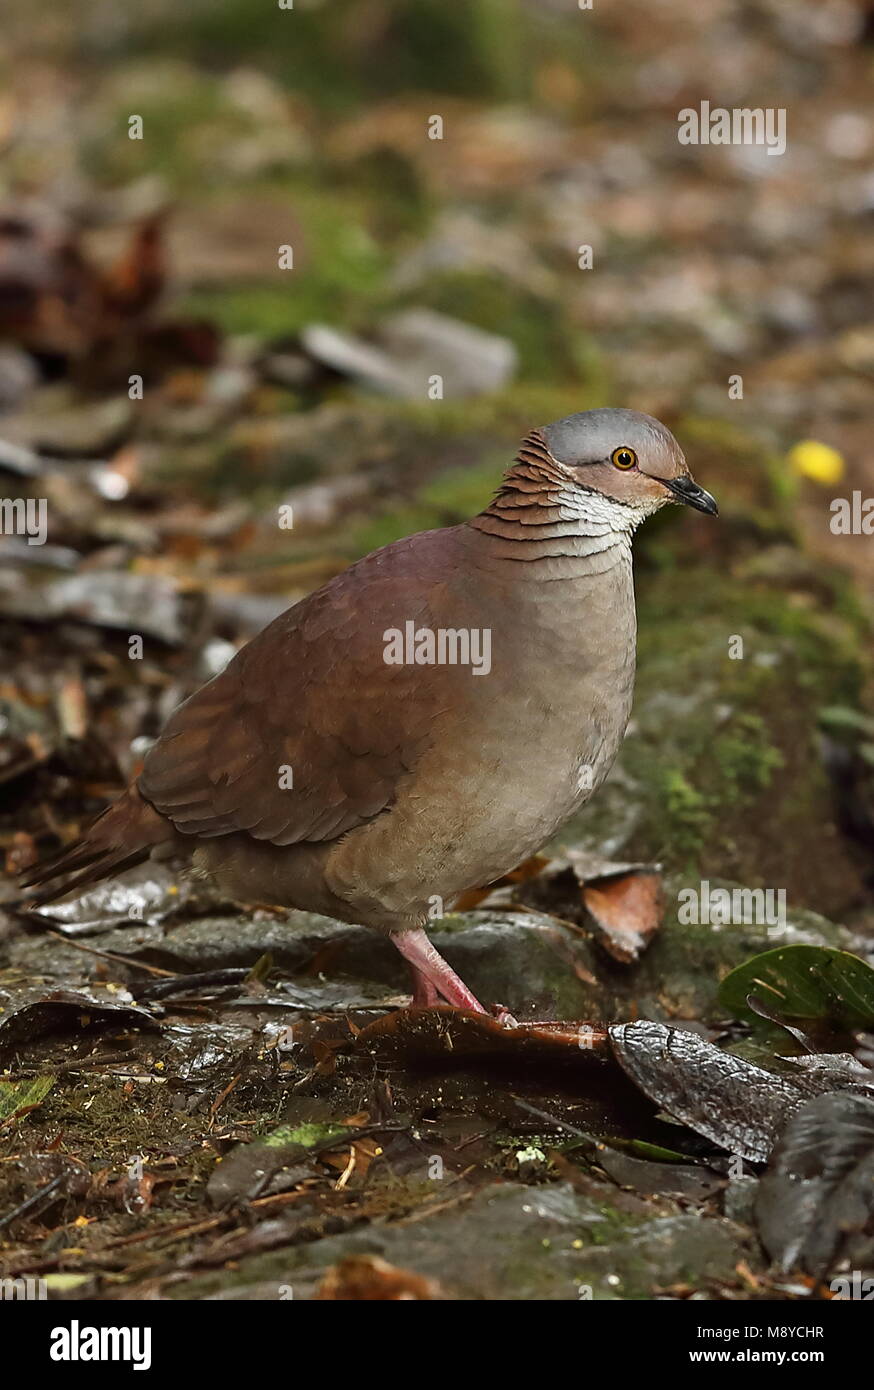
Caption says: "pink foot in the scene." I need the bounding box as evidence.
[391,928,487,1014]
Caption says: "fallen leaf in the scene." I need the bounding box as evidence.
[718,945,874,1032]
[0,1074,55,1125]
[756,1091,874,1277]
[609,1021,872,1162]
[315,1254,445,1300]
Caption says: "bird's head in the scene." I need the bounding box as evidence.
[538,408,718,526]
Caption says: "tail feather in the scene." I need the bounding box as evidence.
[20,786,172,907]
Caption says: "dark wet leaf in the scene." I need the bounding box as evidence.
[609,1021,866,1162]
[207,1107,365,1208]
[596,1148,723,1200]
[161,1020,255,1079]
[718,944,874,1031]
[756,1091,874,1276]
[781,1052,873,1087]
[744,992,817,1050]
[0,987,158,1056]
[29,862,203,935]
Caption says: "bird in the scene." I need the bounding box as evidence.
[22,409,717,1014]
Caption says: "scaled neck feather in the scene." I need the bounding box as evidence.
[468,430,639,569]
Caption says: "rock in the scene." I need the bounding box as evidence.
[300,324,412,397]
[93,909,597,1020]
[34,881,859,1027]
[0,346,39,412]
[2,392,133,459]
[0,437,43,477]
[179,1180,754,1301]
[553,595,867,920]
[300,309,517,400]
[0,570,199,644]
[380,308,517,397]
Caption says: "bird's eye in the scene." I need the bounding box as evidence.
[611,447,637,470]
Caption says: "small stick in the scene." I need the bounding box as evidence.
[46,930,173,976]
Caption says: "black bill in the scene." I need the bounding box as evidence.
[663,475,719,515]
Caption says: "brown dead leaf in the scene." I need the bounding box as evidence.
[356,1005,609,1063]
[315,1254,445,1300]
[582,871,665,963]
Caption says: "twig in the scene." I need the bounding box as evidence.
[45,930,173,976]
[208,1074,241,1123]
[0,1173,67,1233]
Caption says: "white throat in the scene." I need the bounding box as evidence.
[552,485,657,542]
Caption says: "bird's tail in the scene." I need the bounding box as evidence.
[20,785,171,906]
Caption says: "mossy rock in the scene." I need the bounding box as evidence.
[172,1179,754,1301]
[558,554,868,917]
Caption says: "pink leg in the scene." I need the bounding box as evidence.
[391,929,487,1014]
[408,963,440,1007]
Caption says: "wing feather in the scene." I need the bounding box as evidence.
[139,536,452,846]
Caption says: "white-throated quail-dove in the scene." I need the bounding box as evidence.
[23,409,717,1014]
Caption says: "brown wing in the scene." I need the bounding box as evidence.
[138,536,451,845]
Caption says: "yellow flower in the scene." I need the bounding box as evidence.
[787,440,845,485]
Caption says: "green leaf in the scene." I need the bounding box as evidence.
[43,1273,92,1292]
[613,1138,692,1163]
[0,1074,56,1124]
[818,705,874,738]
[718,945,874,1031]
[259,1121,350,1150]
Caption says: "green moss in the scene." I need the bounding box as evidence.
[711,713,784,803]
[351,456,503,553]
[389,383,609,441]
[123,0,554,111]
[612,550,871,905]
[659,770,714,858]
[25,1076,214,1170]
[177,185,389,336]
[84,64,241,186]
[650,716,783,864]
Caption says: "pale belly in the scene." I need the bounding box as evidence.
[325,653,634,926]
